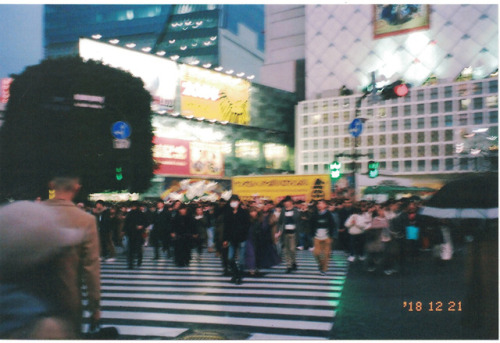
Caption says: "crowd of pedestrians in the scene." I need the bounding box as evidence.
[84,193,454,282]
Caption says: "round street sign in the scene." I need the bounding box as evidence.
[349,118,363,138]
[111,121,131,139]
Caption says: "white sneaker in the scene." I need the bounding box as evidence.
[106,258,116,262]
[297,246,304,250]
[358,255,366,261]
[308,247,314,251]
[347,256,356,262]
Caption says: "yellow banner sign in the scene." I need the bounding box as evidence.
[232,174,331,203]
[180,65,250,125]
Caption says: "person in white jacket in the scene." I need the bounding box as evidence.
[344,204,372,262]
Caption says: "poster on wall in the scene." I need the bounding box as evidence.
[180,65,251,125]
[153,137,224,178]
[373,5,430,39]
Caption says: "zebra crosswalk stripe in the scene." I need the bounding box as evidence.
[90,248,348,339]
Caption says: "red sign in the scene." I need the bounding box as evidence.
[153,137,190,176]
[153,137,225,177]
[1,78,13,104]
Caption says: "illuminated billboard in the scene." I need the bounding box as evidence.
[181,65,251,125]
[153,137,224,178]
[374,5,430,39]
[79,38,179,112]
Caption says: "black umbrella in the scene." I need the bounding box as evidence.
[421,173,498,219]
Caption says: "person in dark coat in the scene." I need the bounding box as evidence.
[151,200,170,260]
[193,205,208,261]
[124,201,148,269]
[223,194,250,285]
[255,201,281,270]
[171,204,195,267]
[214,199,229,275]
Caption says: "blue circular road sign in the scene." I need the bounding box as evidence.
[111,121,131,139]
[349,118,363,138]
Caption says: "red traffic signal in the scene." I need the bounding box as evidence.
[380,80,409,100]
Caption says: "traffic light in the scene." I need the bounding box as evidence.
[329,161,342,179]
[380,80,409,100]
[115,167,123,181]
[368,160,379,178]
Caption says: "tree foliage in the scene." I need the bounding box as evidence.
[0,56,155,200]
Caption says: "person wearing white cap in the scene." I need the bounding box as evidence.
[0,200,86,338]
[43,175,101,336]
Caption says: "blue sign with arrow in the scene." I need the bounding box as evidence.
[349,118,363,138]
[111,121,131,139]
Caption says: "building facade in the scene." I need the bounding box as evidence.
[44,4,264,83]
[295,4,498,187]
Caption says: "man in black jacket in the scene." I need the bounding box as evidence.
[151,199,170,260]
[222,194,250,285]
[124,202,148,269]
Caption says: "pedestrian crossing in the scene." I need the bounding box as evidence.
[85,247,349,340]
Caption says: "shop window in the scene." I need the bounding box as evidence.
[459,113,468,126]
[460,99,471,110]
[445,130,453,141]
[489,80,498,94]
[404,133,412,144]
[487,95,498,108]
[473,98,484,110]
[404,119,411,130]
[391,134,399,144]
[392,161,399,172]
[445,158,454,171]
[445,101,453,112]
[444,86,453,98]
[380,148,386,159]
[431,131,439,142]
[392,120,398,131]
[418,160,426,171]
[445,144,454,156]
[431,116,439,128]
[445,115,453,127]
[404,105,412,116]
[379,135,386,145]
[431,102,439,113]
[431,145,439,156]
[418,118,425,129]
[392,147,399,158]
[474,112,483,125]
[489,111,498,123]
[431,159,439,171]
[473,82,483,95]
[417,90,425,101]
[404,147,412,157]
[404,160,412,171]
[379,121,386,132]
[417,146,425,157]
[417,132,425,143]
[417,104,425,114]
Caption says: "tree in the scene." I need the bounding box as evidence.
[0,56,156,200]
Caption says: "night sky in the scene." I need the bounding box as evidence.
[0,4,43,79]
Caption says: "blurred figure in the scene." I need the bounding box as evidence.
[150,200,170,260]
[205,203,217,253]
[311,199,336,275]
[245,206,261,276]
[278,196,300,273]
[124,201,148,269]
[345,204,371,262]
[193,205,208,261]
[0,201,86,339]
[93,200,115,262]
[215,199,230,275]
[171,204,195,267]
[365,204,388,272]
[223,195,250,285]
[43,175,101,336]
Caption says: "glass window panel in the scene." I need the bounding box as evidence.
[445,144,454,156]
[489,111,498,123]
[417,90,425,101]
[380,148,386,159]
[473,82,483,95]
[474,112,483,125]
[445,115,453,126]
[460,158,469,170]
[418,160,426,171]
[445,100,453,112]
[391,134,399,144]
[404,147,411,157]
[460,99,471,110]
[431,145,439,156]
[392,107,399,117]
[404,160,412,171]
[445,130,453,141]
[418,146,425,157]
[431,131,439,142]
[473,97,484,109]
[431,116,439,128]
[487,95,498,108]
[404,105,412,116]
[445,158,454,171]
[392,147,399,158]
[404,119,411,130]
[379,135,386,145]
[417,103,425,114]
[404,133,411,144]
[431,159,439,171]
[418,118,425,129]
[392,120,398,131]
[431,102,439,113]
[380,121,386,132]
[392,161,399,172]
[444,86,453,98]
[489,80,498,93]
[430,88,438,99]
[417,132,425,143]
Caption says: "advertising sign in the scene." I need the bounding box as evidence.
[231,174,331,203]
[374,5,430,39]
[153,137,224,177]
[180,65,251,125]
[79,38,178,112]
[1,78,13,104]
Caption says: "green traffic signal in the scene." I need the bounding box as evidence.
[368,160,379,178]
[330,161,342,179]
[115,167,123,181]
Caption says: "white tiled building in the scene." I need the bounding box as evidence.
[293,4,498,182]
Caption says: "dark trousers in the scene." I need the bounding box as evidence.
[349,233,365,257]
[128,238,143,268]
[174,237,191,266]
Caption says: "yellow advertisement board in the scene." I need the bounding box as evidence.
[232,174,331,203]
[180,65,250,125]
